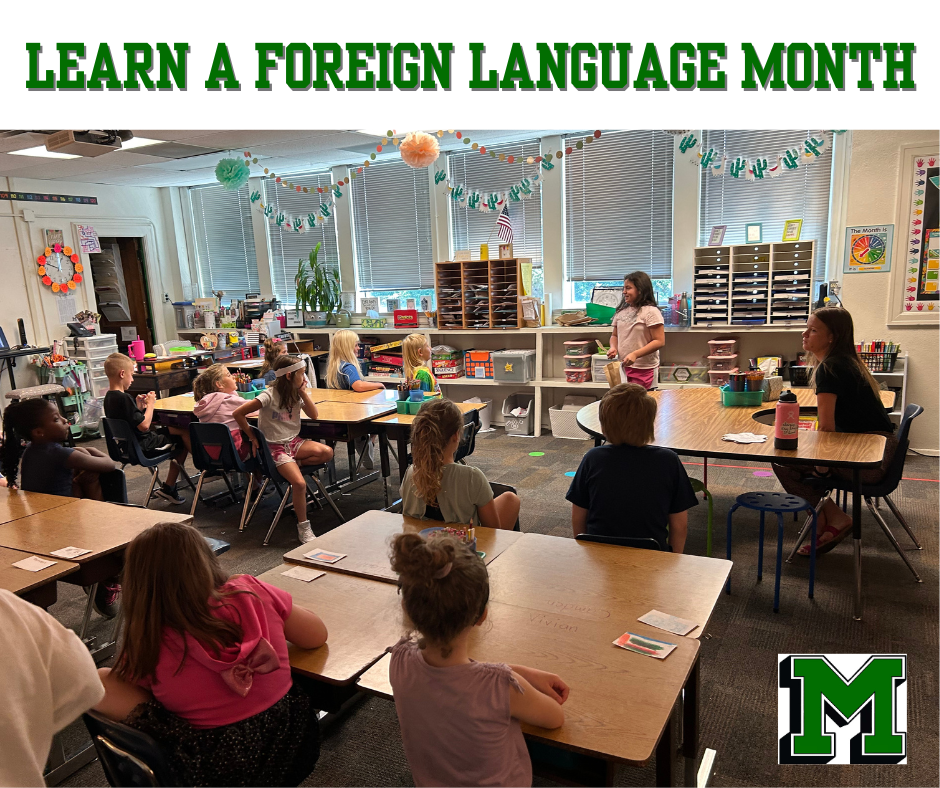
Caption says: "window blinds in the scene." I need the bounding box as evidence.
[564,130,674,282]
[448,140,543,263]
[350,158,433,291]
[190,183,259,299]
[699,129,833,283]
[262,172,340,306]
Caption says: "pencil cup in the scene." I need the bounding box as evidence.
[409,389,424,402]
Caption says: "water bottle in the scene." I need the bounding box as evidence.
[774,390,800,450]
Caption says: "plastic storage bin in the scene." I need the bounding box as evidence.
[707,354,738,371]
[502,393,534,435]
[564,354,592,369]
[591,354,610,383]
[565,369,592,383]
[173,302,196,329]
[563,340,597,356]
[659,364,709,384]
[789,365,811,387]
[720,385,764,407]
[493,350,536,383]
[549,395,597,439]
[707,339,738,356]
[465,350,498,379]
[707,369,734,387]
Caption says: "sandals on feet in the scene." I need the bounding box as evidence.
[798,519,852,556]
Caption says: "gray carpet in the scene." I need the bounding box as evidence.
[51,430,939,788]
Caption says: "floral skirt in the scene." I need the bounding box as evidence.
[125,684,320,787]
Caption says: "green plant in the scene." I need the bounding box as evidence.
[295,242,340,313]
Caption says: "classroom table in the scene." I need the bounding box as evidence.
[128,367,200,397]
[0,487,77,525]
[225,358,266,371]
[282,510,524,583]
[576,388,889,620]
[311,388,400,405]
[0,545,79,608]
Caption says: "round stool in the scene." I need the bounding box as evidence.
[726,491,817,613]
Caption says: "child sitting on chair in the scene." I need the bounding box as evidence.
[402,333,438,393]
[566,384,697,553]
[259,337,286,385]
[193,364,251,460]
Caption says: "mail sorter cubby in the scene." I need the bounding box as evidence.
[434,258,527,330]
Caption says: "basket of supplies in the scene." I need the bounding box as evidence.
[502,393,534,435]
[549,395,597,439]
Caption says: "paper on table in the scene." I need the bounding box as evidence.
[303,550,346,564]
[50,546,91,559]
[638,609,699,636]
[722,432,768,444]
[613,632,677,660]
[282,566,326,582]
[12,556,57,572]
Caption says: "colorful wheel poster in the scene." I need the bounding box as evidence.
[843,225,894,273]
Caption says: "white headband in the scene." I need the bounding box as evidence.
[274,361,305,377]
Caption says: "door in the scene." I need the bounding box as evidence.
[89,237,156,353]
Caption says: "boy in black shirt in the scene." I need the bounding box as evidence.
[103,353,190,504]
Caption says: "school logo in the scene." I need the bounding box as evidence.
[778,654,907,764]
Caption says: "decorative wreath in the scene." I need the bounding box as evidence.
[37,243,82,293]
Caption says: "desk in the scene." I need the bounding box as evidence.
[225,359,265,372]
[129,368,200,397]
[312,388,399,405]
[0,488,77,525]
[282,510,523,584]
[0,546,79,608]
[257,565,402,685]
[576,388,888,619]
[0,346,51,394]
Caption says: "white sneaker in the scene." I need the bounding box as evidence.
[297,520,315,543]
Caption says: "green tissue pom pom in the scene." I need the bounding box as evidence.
[215,158,250,190]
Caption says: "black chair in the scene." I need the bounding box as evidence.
[423,481,521,532]
[454,409,481,464]
[788,403,924,582]
[242,426,344,545]
[575,533,664,551]
[83,710,176,787]
[188,422,254,529]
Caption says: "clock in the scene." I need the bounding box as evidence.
[37,243,83,293]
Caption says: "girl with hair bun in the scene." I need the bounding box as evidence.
[389,532,568,788]
[401,399,520,529]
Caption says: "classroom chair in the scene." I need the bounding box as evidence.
[421,481,521,531]
[83,710,175,787]
[689,478,714,556]
[102,418,195,508]
[188,422,254,529]
[575,533,664,551]
[787,403,924,582]
[726,491,817,613]
[454,409,482,464]
[241,426,344,545]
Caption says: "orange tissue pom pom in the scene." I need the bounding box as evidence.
[63,246,72,255]
[399,131,440,169]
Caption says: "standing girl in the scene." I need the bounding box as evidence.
[326,329,384,392]
[606,271,665,390]
[95,521,327,787]
[233,355,334,544]
[402,399,519,529]
[389,532,567,787]
[402,333,438,392]
[259,338,286,385]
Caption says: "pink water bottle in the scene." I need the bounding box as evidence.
[774,390,799,450]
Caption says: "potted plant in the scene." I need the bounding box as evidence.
[295,243,340,327]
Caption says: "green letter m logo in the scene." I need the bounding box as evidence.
[779,655,907,764]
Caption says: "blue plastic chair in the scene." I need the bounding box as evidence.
[102,418,179,508]
[188,422,254,529]
[726,491,817,613]
[83,710,176,787]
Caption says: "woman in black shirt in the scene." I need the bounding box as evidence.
[773,307,896,555]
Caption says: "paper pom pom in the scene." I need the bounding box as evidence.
[399,132,440,169]
[70,254,79,263]
[37,255,46,265]
[37,266,46,276]
[73,273,83,283]
[75,263,83,273]
[53,243,62,253]
[215,158,251,191]
[63,246,72,255]
[42,275,52,286]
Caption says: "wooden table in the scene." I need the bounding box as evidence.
[0,488,77,525]
[256,564,402,685]
[129,368,200,397]
[0,545,79,608]
[225,359,265,372]
[282,510,523,584]
[312,388,400,405]
[576,388,889,620]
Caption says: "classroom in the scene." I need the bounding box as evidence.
[0,128,936,788]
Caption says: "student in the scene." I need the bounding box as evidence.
[606,271,665,390]
[259,337,285,385]
[389,532,567,787]
[0,588,105,787]
[2,398,118,500]
[566,383,697,553]
[103,353,191,504]
[401,399,520,529]
[774,306,897,556]
[402,333,438,392]
[326,329,384,392]
[95,521,326,787]
[193,364,251,460]
[233,355,334,544]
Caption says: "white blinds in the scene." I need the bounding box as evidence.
[699,130,833,283]
[350,159,433,291]
[448,140,543,263]
[263,172,340,306]
[564,130,674,282]
[190,184,260,299]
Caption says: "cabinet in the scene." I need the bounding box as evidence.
[434,258,526,330]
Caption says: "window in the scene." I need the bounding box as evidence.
[263,172,340,307]
[570,278,673,306]
[448,140,543,265]
[350,159,433,293]
[699,129,833,284]
[564,130,674,302]
[190,183,259,299]
[360,288,437,312]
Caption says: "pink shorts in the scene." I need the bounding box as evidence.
[269,436,307,466]
[623,365,657,390]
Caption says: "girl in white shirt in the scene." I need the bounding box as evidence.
[606,271,665,390]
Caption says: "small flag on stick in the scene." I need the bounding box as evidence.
[496,204,513,244]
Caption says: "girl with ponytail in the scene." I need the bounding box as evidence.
[401,399,520,529]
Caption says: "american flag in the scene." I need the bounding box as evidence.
[495,204,513,244]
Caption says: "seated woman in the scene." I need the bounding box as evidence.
[773,306,896,555]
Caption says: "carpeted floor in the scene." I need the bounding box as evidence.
[53,428,939,788]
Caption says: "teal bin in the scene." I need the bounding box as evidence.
[719,385,764,407]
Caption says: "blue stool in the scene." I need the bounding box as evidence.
[726,491,817,613]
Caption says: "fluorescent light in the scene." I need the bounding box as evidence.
[8,146,80,160]
[118,136,161,150]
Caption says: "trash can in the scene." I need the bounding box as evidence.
[502,393,534,435]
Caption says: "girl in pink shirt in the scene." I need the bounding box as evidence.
[606,271,666,390]
[193,364,251,460]
[95,521,328,786]
[389,533,569,787]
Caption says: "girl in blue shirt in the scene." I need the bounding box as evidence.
[326,330,385,392]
